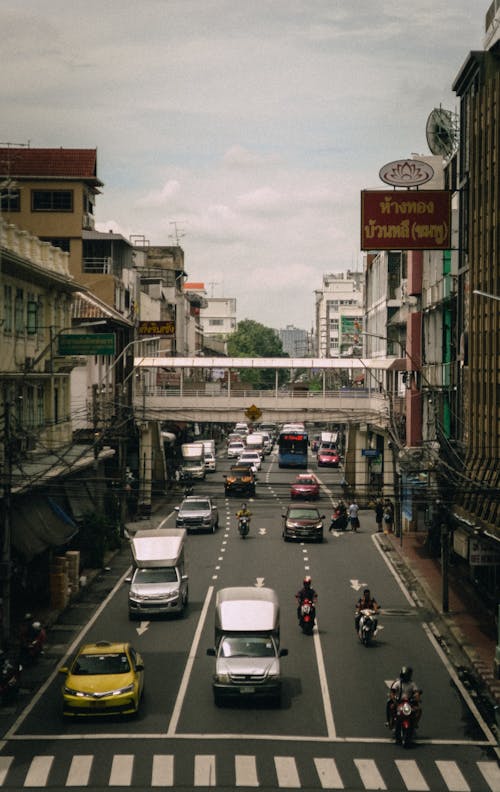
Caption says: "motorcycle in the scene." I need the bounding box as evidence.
[357,608,378,646]
[0,653,22,705]
[393,696,419,747]
[298,598,316,634]
[238,516,250,538]
[19,620,47,666]
[330,508,347,531]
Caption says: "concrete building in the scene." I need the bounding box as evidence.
[278,324,311,357]
[314,271,364,360]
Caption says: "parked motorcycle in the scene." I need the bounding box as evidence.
[357,608,378,646]
[0,652,22,705]
[393,696,419,747]
[19,619,46,666]
[298,598,316,634]
[238,516,250,538]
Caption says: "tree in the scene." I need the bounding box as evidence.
[227,320,289,388]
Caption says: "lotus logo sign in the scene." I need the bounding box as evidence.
[379,159,434,187]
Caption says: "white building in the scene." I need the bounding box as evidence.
[314,271,364,358]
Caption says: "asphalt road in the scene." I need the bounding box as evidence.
[0,447,498,791]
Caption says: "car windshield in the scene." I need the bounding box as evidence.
[288,508,319,520]
[219,636,276,658]
[296,478,315,485]
[72,652,130,675]
[135,568,178,583]
[182,500,210,511]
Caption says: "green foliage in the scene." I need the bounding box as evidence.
[227,320,289,388]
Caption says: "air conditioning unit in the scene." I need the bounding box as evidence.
[82,212,95,230]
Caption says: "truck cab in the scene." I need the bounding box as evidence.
[127,529,188,619]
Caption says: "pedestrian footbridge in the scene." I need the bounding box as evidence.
[133,356,406,425]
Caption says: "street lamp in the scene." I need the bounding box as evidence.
[473,289,500,301]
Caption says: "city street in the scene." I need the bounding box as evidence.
[0,448,498,791]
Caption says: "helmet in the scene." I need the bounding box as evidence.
[303,576,312,587]
[400,666,413,682]
[363,588,370,596]
[32,621,42,632]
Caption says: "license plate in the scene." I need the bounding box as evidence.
[90,699,106,707]
[240,687,255,694]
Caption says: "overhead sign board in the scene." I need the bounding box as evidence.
[361,190,451,250]
[57,333,115,356]
[379,159,435,187]
[138,320,175,336]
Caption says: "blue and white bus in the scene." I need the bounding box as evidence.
[278,426,308,468]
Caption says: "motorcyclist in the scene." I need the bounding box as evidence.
[330,499,347,531]
[236,503,252,523]
[386,665,422,729]
[354,588,379,633]
[296,576,318,619]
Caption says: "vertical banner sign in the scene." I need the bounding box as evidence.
[361,190,451,250]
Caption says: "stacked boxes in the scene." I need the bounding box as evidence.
[49,556,69,610]
[64,551,80,597]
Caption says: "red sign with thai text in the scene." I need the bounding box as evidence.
[138,320,175,336]
[361,190,451,250]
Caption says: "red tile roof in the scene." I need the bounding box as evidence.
[0,147,103,184]
[183,282,205,290]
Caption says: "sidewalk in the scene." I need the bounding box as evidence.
[379,527,500,712]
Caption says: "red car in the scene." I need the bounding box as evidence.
[290,474,320,499]
[317,448,340,467]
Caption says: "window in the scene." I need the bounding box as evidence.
[209,319,223,326]
[40,237,70,253]
[32,190,73,212]
[0,188,20,211]
[3,285,13,333]
[27,293,38,335]
[15,288,24,334]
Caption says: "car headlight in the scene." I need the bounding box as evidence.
[113,684,135,696]
[64,686,85,696]
[215,673,230,684]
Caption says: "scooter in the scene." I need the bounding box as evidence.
[357,608,378,646]
[298,598,316,635]
[19,620,47,666]
[330,508,347,531]
[0,653,22,705]
[238,516,250,538]
[393,696,419,747]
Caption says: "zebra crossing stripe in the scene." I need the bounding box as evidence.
[274,756,301,788]
[66,755,93,787]
[0,758,12,787]
[314,757,344,788]
[151,755,174,787]
[194,755,216,786]
[235,755,259,787]
[395,759,429,791]
[354,758,387,790]
[478,761,500,792]
[109,755,134,787]
[24,756,54,788]
[435,761,470,792]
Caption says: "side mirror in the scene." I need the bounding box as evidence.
[181,574,189,582]
[58,666,69,675]
[206,648,216,656]
[125,576,132,584]
[135,663,145,672]
[279,648,289,657]
[223,475,227,479]
[174,506,180,512]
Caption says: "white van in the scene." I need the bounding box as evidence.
[127,529,188,619]
[207,587,287,706]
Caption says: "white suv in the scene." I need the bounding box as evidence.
[237,450,262,471]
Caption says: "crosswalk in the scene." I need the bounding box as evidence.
[0,753,498,789]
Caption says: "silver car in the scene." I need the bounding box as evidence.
[175,496,219,533]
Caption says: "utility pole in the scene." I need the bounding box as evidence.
[0,388,12,648]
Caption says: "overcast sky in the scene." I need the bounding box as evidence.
[1,1,486,330]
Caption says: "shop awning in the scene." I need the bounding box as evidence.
[63,482,96,523]
[11,495,78,562]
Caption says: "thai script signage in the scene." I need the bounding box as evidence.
[138,320,175,336]
[360,190,451,250]
[469,538,500,567]
[57,333,115,356]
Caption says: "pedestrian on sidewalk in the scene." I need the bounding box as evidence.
[374,498,384,532]
[383,499,394,533]
[348,500,360,531]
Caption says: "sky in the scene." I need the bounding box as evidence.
[0,1,487,330]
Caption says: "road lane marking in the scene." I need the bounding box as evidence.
[194,754,216,786]
[235,755,259,787]
[152,755,174,787]
[372,534,415,607]
[478,761,500,791]
[395,759,429,790]
[354,757,386,790]
[314,757,344,788]
[435,760,470,791]
[24,755,54,787]
[109,754,134,786]
[0,758,12,786]
[313,618,336,739]
[66,755,93,787]
[166,585,214,736]
[274,756,300,788]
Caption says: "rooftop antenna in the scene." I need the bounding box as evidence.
[169,221,186,246]
[207,281,220,297]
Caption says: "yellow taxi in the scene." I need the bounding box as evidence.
[59,641,144,717]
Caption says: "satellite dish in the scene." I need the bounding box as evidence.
[426,108,458,158]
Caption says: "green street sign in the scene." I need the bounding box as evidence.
[57,333,116,356]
